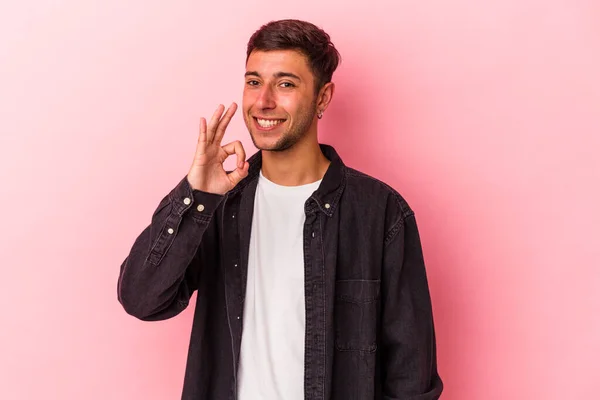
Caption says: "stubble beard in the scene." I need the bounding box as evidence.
[246,98,318,152]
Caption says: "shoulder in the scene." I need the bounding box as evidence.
[341,166,418,245]
[343,166,414,219]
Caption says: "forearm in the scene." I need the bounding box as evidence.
[117,175,224,321]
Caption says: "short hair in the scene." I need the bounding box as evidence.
[246,19,341,93]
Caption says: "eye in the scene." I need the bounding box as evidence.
[246,80,259,86]
[280,82,295,88]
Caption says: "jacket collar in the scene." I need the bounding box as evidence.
[230,143,346,217]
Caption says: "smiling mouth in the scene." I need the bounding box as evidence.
[254,117,286,129]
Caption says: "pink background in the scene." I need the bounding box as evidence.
[1,1,599,399]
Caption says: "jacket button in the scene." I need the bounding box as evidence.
[167,228,174,234]
[197,204,205,212]
[325,203,331,209]
[183,197,191,205]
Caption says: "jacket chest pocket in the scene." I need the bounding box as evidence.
[334,280,380,353]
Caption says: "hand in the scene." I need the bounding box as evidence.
[186,103,249,195]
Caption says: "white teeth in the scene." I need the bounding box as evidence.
[257,118,284,128]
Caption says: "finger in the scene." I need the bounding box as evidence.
[221,140,246,169]
[207,104,225,143]
[196,117,208,156]
[214,102,238,144]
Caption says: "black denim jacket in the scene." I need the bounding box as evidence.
[117,144,443,400]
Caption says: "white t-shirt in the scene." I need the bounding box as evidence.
[237,169,322,400]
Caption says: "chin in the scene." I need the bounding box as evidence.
[250,133,294,152]
[251,138,284,151]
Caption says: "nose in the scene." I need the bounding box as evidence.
[255,85,276,111]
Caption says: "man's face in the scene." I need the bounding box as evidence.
[243,49,319,152]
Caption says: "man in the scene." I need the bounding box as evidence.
[118,19,443,400]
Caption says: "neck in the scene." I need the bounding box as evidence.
[260,137,330,186]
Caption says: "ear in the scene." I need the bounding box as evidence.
[316,82,335,114]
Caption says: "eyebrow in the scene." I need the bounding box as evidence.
[244,71,302,81]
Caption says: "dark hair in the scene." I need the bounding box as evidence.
[246,19,341,93]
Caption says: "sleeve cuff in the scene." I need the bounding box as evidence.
[168,175,225,218]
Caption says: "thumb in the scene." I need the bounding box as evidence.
[227,162,250,187]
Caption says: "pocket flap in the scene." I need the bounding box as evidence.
[335,280,380,304]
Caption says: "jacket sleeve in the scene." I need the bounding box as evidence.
[380,212,443,399]
[117,175,224,321]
